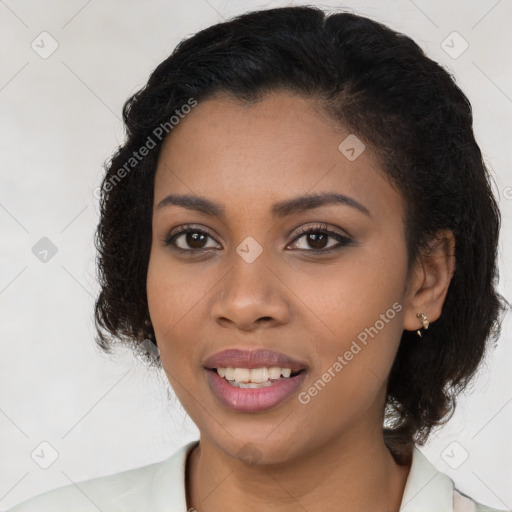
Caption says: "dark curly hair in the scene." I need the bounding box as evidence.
[93,5,508,457]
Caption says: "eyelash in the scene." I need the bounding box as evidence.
[163,223,353,255]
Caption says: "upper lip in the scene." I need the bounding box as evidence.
[203,348,308,371]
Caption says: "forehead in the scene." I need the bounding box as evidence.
[154,90,403,222]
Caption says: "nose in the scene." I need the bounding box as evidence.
[210,253,291,332]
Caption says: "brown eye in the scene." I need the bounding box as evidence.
[183,231,208,249]
[303,232,329,250]
[288,225,352,253]
[165,227,221,251]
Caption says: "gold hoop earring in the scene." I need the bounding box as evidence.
[416,313,429,337]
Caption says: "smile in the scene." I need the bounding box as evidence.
[205,366,307,412]
[215,366,304,388]
[203,348,308,412]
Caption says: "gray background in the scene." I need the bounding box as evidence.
[1,0,511,510]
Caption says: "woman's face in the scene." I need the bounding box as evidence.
[147,90,414,464]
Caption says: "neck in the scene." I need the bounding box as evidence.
[186,428,411,512]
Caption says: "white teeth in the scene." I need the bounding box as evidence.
[233,368,251,382]
[214,366,298,385]
[268,366,282,380]
[249,367,268,383]
[233,381,273,389]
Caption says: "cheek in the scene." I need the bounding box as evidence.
[292,239,406,336]
[146,251,196,361]
[294,239,407,399]
[147,247,210,331]
[146,252,216,428]
[146,247,228,379]
[297,292,404,433]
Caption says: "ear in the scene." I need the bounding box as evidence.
[402,229,456,333]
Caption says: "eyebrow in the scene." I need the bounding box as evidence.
[156,192,371,218]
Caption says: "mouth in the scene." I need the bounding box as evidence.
[203,349,308,412]
[206,366,306,388]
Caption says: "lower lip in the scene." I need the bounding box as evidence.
[205,369,307,413]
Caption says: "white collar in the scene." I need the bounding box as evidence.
[400,446,454,511]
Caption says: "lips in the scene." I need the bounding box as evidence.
[203,348,308,371]
[203,348,308,413]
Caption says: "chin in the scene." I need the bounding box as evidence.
[205,427,309,467]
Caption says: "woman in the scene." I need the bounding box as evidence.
[7,5,508,512]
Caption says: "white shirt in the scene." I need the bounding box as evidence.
[4,441,507,512]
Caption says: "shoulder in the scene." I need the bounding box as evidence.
[455,488,510,512]
[403,447,509,512]
[4,441,197,512]
[454,489,510,512]
[4,461,165,512]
